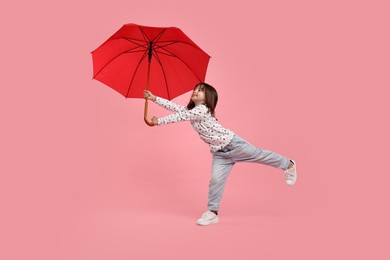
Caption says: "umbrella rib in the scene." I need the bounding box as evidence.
[103,37,148,49]
[153,50,176,57]
[153,41,209,80]
[138,27,167,43]
[153,46,205,82]
[124,49,148,54]
[152,51,171,100]
[154,40,207,53]
[138,27,151,43]
[153,41,177,49]
[93,52,125,78]
[152,29,168,43]
[122,37,148,48]
[93,45,147,78]
[125,50,149,98]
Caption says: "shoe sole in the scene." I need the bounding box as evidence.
[196,218,219,226]
[287,159,297,186]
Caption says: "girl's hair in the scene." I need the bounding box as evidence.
[187,82,218,116]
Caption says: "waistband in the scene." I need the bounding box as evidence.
[217,134,236,152]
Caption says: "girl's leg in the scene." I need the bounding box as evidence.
[229,135,290,170]
[207,153,235,212]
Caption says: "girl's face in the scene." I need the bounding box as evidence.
[191,85,206,105]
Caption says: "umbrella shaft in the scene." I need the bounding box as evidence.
[148,42,153,62]
[146,42,153,90]
[144,42,154,126]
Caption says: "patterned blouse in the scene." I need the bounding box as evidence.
[155,96,235,152]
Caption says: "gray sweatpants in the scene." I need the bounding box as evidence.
[208,135,290,211]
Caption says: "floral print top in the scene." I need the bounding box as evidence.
[155,96,235,152]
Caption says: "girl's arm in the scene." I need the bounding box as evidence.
[144,90,185,112]
[144,90,206,126]
[157,105,207,125]
[155,96,187,113]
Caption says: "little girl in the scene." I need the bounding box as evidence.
[144,83,297,226]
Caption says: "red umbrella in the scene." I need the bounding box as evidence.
[91,23,211,126]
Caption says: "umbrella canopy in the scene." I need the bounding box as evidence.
[91,23,211,101]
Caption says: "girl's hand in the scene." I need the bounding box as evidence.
[144,90,156,101]
[151,116,158,125]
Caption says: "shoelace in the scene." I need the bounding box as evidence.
[201,211,212,219]
[285,168,295,180]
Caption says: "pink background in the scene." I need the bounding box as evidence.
[1,0,389,259]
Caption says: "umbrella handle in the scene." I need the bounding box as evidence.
[144,99,155,127]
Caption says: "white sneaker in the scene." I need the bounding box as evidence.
[284,159,297,186]
[196,210,219,226]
